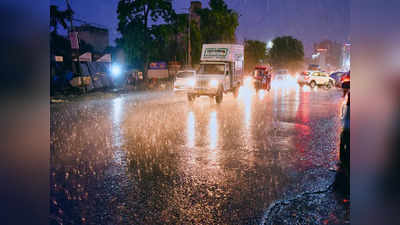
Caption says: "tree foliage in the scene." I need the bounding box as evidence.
[117,0,175,74]
[50,5,73,35]
[173,13,203,65]
[268,36,304,72]
[244,40,267,73]
[198,0,239,44]
[116,0,239,70]
[150,24,176,62]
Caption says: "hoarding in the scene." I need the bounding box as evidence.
[69,31,79,49]
[149,62,167,70]
[148,62,168,79]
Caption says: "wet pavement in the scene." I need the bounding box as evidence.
[51,80,347,225]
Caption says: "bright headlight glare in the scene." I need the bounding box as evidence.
[187,78,196,86]
[111,64,121,76]
[210,79,219,87]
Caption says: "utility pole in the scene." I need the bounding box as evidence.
[188,7,191,67]
[65,0,73,32]
[65,0,80,72]
[179,7,191,67]
[65,0,87,92]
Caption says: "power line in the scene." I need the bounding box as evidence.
[72,17,108,30]
[64,0,108,30]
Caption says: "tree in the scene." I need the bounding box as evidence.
[117,0,175,77]
[150,24,176,62]
[268,36,304,73]
[198,0,239,44]
[189,20,202,65]
[172,12,202,66]
[50,5,73,35]
[244,40,267,73]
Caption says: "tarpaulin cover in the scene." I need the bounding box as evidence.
[79,62,112,90]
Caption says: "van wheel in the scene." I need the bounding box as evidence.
[187,94,195,102]
[310,81,316,88]
[215,90,223,104]
[326,81,333,89]
[233,87,239,98]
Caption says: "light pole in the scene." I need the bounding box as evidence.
[65,0,80,73]
[188,8,191,66]
[179,7,191,67]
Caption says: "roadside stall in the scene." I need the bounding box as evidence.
[147,62,170,90]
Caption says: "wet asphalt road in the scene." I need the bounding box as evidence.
[51,80,344,225]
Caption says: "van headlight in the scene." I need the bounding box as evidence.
[209,79,219,87]
[186,78,196,87]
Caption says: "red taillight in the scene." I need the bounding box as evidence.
[341,74,350,83]
[302,71,309,75]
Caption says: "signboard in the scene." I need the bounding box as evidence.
[55,56,63,62]
[69,31,79,49]
[149,62,167,70]
[147,69,169,79]
[148,62,168,78]
[203,48,229,58]
[201,44,243,62]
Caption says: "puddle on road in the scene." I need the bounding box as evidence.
[51,88,344,224]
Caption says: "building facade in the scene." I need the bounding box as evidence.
[312,40,343,71]
[75,24,109,53]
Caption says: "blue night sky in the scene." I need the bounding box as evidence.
[50,0,350,56]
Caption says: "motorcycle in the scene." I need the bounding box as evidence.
[253,66,271,92]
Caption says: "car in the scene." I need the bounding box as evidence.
[329,71,345,87]
[173,70,196,93]
[297,70,335,89]
[273,69,290,81]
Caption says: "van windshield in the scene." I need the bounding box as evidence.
[277,70,288,74]
[198,64,225,75]
[176,72,194,78]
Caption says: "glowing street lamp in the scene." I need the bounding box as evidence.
[267,40,273,49]
[111,64,122,77]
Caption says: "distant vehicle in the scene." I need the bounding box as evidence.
[273,69,290,81]
[329,71,345,87]
[187,44,244,103]
[173,70,196,93]
[253,65,271,92]
[297,70,335,89]
[308,64,320,71]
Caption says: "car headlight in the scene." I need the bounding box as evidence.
[209,79,219,87]
[186,78,196,87]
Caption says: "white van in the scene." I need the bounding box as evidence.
[187,44,244,103]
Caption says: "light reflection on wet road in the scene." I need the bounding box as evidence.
[51,82,343,224]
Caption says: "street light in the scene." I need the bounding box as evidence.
[267,40,273,49]
[111,64,122,77]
